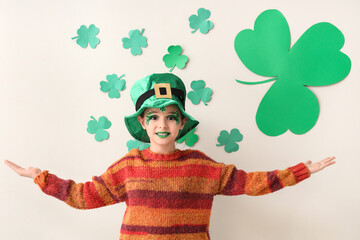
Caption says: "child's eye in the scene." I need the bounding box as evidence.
[146,115,158,124]
[167,115,180,124]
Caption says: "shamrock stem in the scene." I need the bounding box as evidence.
[235,77,277,85]
[216,144,223,146]
[71,36,79,40]
[90,116,96,121]
[203,101,208,106]
[169,66,175,72]
[119,74,125,79]
[191,29,198,34]
[140,29,145,35]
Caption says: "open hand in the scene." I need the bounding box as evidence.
[4,160,41,179]
[305,156,336,174]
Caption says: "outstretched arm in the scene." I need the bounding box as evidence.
[4,160,124,209]
[218,156,336,196]
[4,160,41,179]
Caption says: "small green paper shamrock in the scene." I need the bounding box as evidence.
[163,45,189,72]
[71,24,100,49]
[187,80,213,106]
[176,128,199,147]
[122,29,148,56]
[87,116,111,142]
[100,74,126,99]
[126,139,150,151]
[189,8,214,34]
[216,129,243,153]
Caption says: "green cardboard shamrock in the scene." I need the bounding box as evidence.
[189,8,214,34]
[87,116,111,142]
[100,74,126,99]
[187,80,212,106]
[176,128,199,147]
[71,24,100,49]
[163,45,189,72]
[216,129,243,153]
[234,9,351,137]
[122,29,148,56]
[126,139,150,151]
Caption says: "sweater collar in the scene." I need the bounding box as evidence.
[142,148,183,160]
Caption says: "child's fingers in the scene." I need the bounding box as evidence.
[4,160,25,174]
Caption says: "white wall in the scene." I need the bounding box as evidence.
[1,0,359,239]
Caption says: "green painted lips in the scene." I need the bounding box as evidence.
[156,132,170,138]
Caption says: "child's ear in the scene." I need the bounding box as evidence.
[137,116,146,129]
[180,117,187,130]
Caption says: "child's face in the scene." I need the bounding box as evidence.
[137,105,187,152]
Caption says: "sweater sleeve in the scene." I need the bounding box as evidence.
[33,168,126,209]
[216,163,310,196]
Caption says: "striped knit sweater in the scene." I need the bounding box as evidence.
[34,148,310,240]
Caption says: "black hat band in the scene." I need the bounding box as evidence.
[135,86,185,111]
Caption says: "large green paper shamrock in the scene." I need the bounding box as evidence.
[189,8,214,34]
[176,128,199,147]
[122,29,148,56]
[163,45,189,72]
[72,24,100,49]
[87,116,111,142]
[187,80,212,106]
[216,129,243,153]
[126,139,150,151]
[234,9,351,136]
[100,74,126,99]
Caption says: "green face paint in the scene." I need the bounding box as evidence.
[160,107,166,112]
[145,111,155,125]
[168,110,180,125]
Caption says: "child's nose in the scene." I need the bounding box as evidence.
[158,117,168,128]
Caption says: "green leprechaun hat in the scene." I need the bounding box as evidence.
[125,73,199,143]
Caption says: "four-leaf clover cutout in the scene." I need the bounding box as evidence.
[189,8,214,34]
[163,45,189,72]
[187,80,213,106]
[87,116,112,142]
[72,24,100,49]
[100,74,126,99]
[216,129,243,153]
[122,29,148,56]
[234,9,351,136]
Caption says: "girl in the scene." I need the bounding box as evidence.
[5,73,335,240]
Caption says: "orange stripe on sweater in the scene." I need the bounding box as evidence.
[244,172,271,196]
[119,232,209,240]
[123,176,219,194]
[123,206,211,226]
[108,165,221,186]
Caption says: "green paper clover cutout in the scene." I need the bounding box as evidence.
[100,74,126,99]
[126,139,150,151]
[216,129,243,153]
[176,128,199,147]
[122,29,148,56]
[72,24,100,49]
[163,45,189,72]
[234,9,351,137]
[87,116,111,142]
[187,80,213,106]
[189,8,214,34]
